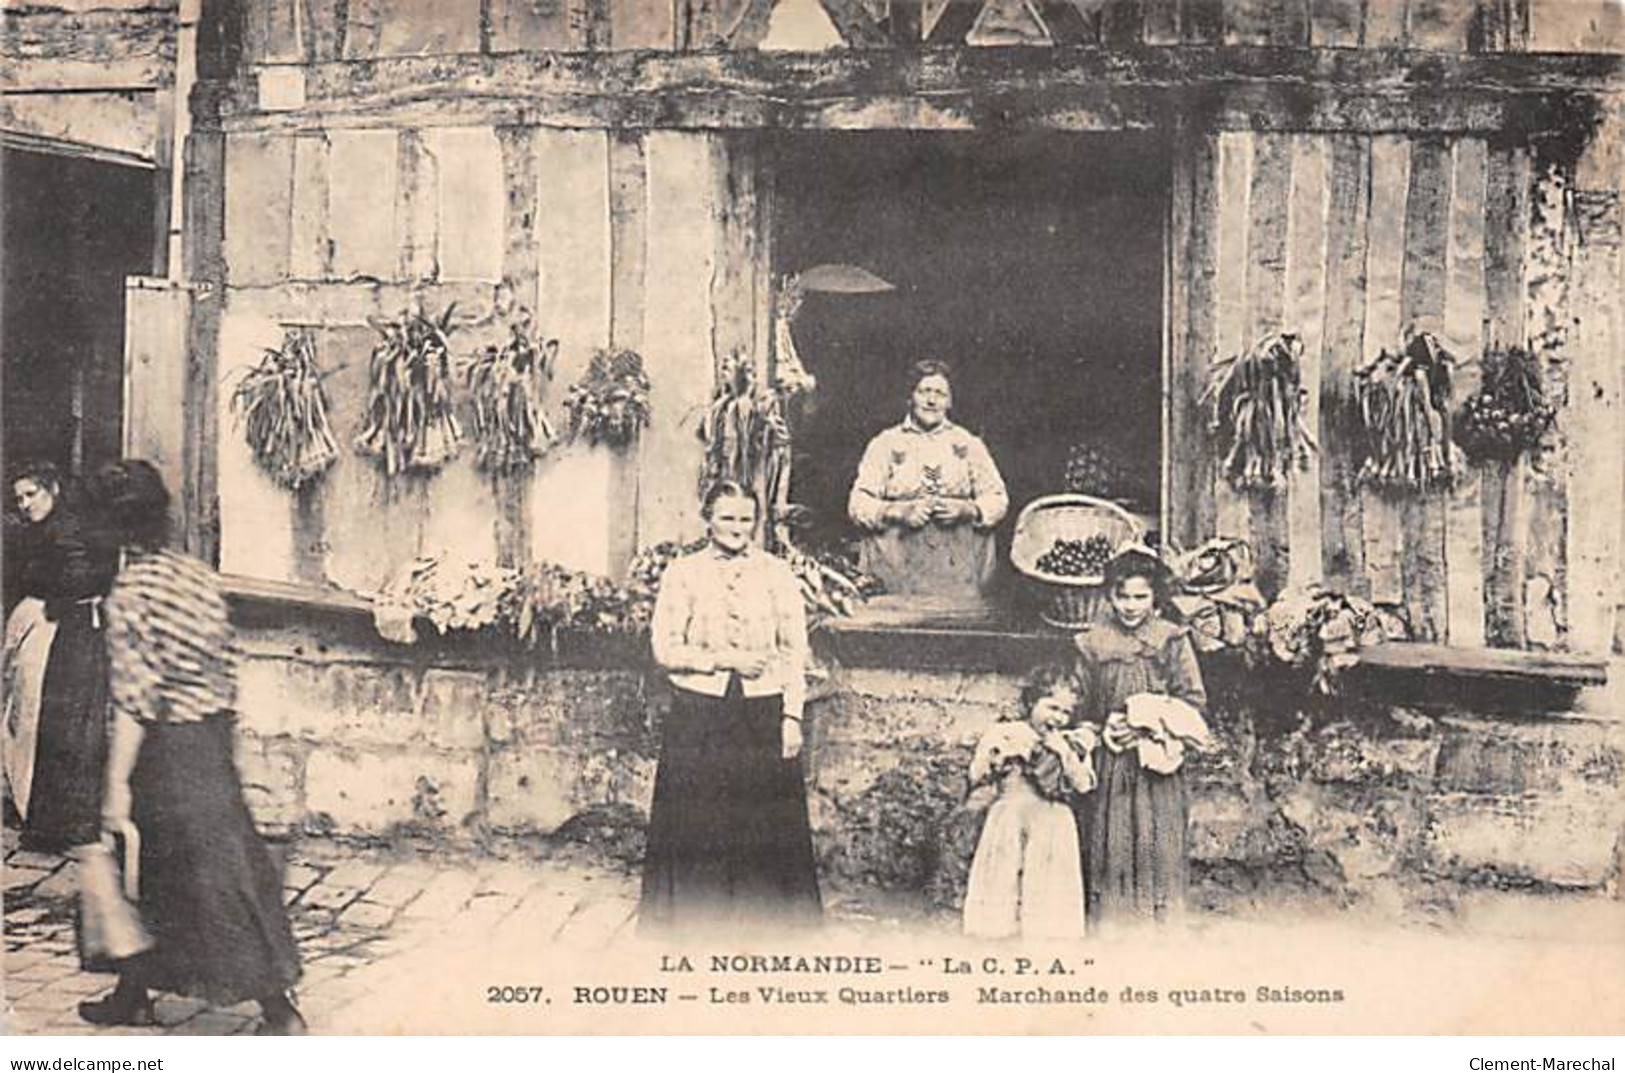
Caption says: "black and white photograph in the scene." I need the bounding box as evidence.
[3,0,1625,1044]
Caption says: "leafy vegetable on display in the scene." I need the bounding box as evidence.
[356,304,463,475]
[1453,345,1555,463]
[229,328,339,489]
[562,348,652,448]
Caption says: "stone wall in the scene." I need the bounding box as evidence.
[231,593,1625,919]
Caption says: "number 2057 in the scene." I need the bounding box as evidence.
[486,986,545,1003]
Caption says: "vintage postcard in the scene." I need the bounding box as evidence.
[3,0,1624,1041]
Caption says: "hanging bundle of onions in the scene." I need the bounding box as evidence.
[1203,332,1318,491]
[466,309,558,474]
[230,328,339,489]
[562,348,652,447]
[356,303,463,476]
[1354,330,1460,492]
[1453,344,1556,464]
[699,352,769,494]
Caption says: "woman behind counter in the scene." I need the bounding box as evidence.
[79,461,304,1034]
[2,461,117,853]
[638,480,822,935]
[848,360,1008,603]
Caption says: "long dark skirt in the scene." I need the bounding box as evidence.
[1081,748,1189,927]
[638,683,822,936]
[119,716,300,1006]
[24,605,109,851]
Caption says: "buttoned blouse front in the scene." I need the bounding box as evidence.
[649,545,808,719]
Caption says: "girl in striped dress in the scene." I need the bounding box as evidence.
[77,461,304,1034]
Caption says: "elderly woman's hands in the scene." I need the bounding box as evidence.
[884,498,934,530]
[930,497,979,527]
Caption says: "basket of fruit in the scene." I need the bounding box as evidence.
[1010,494,1147,630]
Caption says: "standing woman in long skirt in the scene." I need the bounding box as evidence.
[638,480,823,935]
[77,461,304,1034]
[3,461,117,852]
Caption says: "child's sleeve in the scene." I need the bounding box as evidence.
[1055,729,1098,795]
[1165,630,1209,712]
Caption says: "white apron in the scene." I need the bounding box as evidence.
[2,597,56,819]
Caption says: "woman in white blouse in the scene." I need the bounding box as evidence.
[848,360,1008,601]
[638,480,822,934]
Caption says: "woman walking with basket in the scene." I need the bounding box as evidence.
[77,460,304,1034]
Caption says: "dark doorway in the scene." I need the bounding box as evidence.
[772,131,1167,599]
[3,147,154,482]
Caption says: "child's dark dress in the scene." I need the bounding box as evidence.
[1072,617,1208,924]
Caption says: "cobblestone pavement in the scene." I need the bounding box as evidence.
[1,831,659,1036]
[4,826,951,1036]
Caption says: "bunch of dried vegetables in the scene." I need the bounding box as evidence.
[229,328,338,489]
[1203,333,1317,491]
[562,348,652,448]
[699,352,772,494]
[467,309,558,474]
[356,304,463,476]
[1453,344,1556,464]
[1354,330,1460,492]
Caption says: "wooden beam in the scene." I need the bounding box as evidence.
[216,82,1605,141]
[1361,134,1410,611]
[1183,0,1223,41]
[1398,137,1452,642]
[1285,134,1329,591]
[1443,136,1489,647]
[926,0,987,42]
[1213,131,1253,545]
[1175,131,1220,550]
[1319,134,1371,596]
[1565,186,1622,654]
[1,57,173,92]
[724,0,781,47]
[1,6,176,90]
[890,0,926,43]
[1100,0,1145,45]
[1310,0,1361,47]
[1142,0,1178,44]
[395,128,438,282]
[183,128,226,565]
[1482,143,1530,646]
[1364,0,1409,46]
[1245,131,1293,599]
[1522,161,1570,649]
[1352,641,1608,686]
[819,0,891,44]
[205,47,1625,126]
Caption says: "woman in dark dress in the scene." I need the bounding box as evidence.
[77,461,304,1034]
[638,480,822,935]
[4,461,117,853]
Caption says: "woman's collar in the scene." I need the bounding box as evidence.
[901,415,956,436]
[706,541,756,562]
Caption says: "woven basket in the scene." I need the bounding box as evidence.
[1010,494,1147,630]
